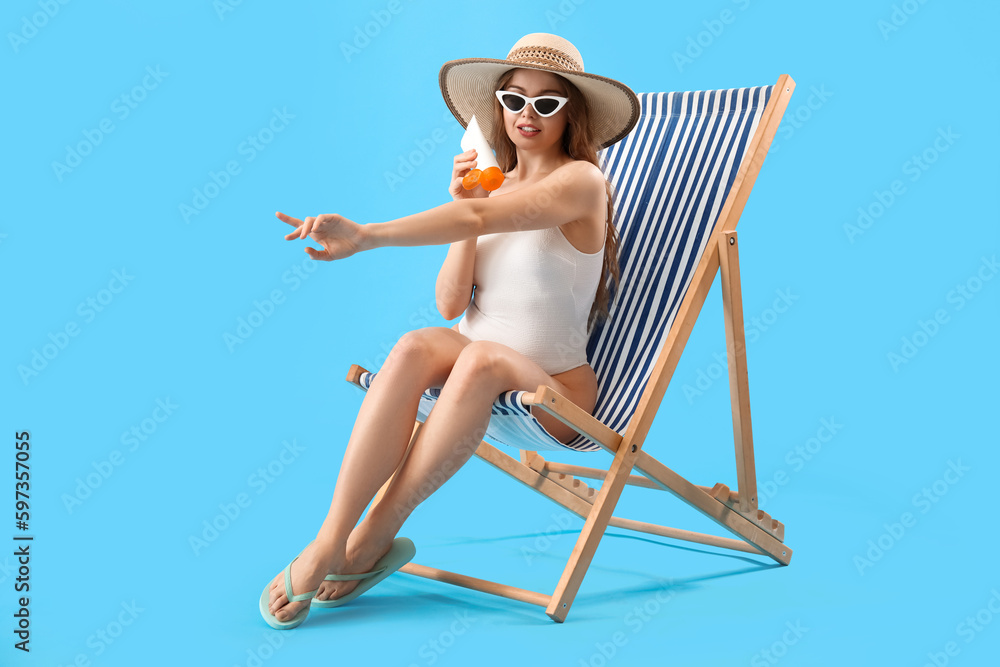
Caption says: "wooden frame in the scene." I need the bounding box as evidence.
[348,74,797,623]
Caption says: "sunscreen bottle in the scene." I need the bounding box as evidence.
[460,115,504,192]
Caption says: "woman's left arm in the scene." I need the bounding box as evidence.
[279,161,605,260]
[369,161,605,245]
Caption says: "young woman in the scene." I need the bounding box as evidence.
[261,33,639,629]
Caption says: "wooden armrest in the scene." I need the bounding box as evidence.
[520,385,623,452]
[346,363,368,387]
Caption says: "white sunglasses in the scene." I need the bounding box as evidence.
[495,90,569,117]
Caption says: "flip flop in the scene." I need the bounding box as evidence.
[311,537,416,609]
[259,555,321,630]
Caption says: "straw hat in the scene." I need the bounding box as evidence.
[439,33,640,151]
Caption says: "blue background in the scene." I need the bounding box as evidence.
[2,1,998,665]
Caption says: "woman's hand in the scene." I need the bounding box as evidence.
[449,148,491,201]
[276,211,366,261]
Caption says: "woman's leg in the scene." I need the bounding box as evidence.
[269,334,598,619]
[266,326,469,621]
[313,340,598,602]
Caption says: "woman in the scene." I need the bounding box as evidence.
[261,33,639,629]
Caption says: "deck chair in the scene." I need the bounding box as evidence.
[347,74,796,622]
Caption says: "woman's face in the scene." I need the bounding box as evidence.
[499,68,570,153]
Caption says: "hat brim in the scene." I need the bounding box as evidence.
[439,58,640,152]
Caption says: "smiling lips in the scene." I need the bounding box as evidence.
[517,124,540,137]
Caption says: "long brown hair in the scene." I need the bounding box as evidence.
[489,68,620,332]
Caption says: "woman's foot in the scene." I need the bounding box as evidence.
[313,533,395,603]
[265,541,341,622]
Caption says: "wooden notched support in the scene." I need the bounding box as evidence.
[708,482,784,542]
[524,452,599,501]
[755,510,785,542]
[551,473,598,502]
[710,482,733,502]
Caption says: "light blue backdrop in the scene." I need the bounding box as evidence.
[2,1,998,665]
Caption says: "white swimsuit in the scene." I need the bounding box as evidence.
[458,224,604,375]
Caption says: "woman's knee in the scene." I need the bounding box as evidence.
[388,328,434,361]
[448,341,508,391]
[381,327,460,381]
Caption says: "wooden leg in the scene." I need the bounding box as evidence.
[545,437,646,622]
[719,230,758,514]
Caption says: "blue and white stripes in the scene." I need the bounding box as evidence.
[359,85,773,452]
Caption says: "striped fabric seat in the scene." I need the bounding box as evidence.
[358,85,774,452]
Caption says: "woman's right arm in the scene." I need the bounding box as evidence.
[436,148,488,320]
[435,238,476,320]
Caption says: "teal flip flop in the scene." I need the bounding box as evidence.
[259,555,321,630]
[311,537,416,609]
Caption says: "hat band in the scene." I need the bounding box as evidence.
[506,45,583,73]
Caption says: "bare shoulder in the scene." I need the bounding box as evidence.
[554,161,607,254]
[552,160,606,190]
[546,160,606,213]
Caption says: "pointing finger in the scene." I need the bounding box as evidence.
[275,211,301,227]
